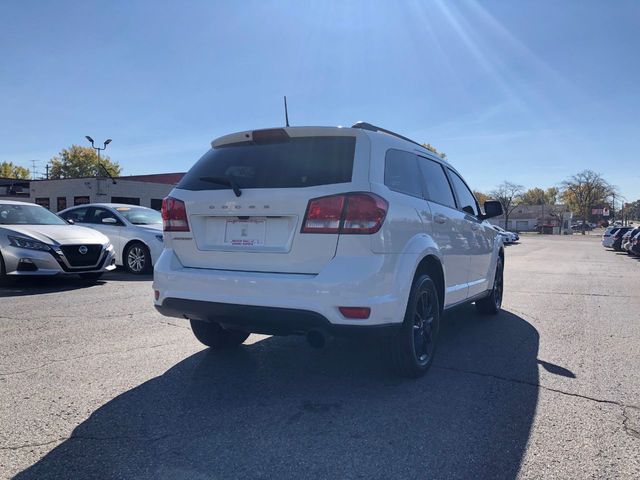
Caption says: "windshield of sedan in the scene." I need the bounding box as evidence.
[0,203,67,225]
[115,207,162,225]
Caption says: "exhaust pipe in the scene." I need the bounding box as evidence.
[306,330,326,349]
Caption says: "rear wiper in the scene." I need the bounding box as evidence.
[199,176,242,197]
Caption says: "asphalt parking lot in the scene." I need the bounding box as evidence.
[1,235,639,479]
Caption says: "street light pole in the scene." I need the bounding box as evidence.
[85,136,112,160]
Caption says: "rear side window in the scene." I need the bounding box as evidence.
[418,157,456,209]
[384,150,423,197]
[178,136,356,191]
[61,207,89,223]
[448,169,479,216]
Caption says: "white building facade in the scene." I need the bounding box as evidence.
[29,173,184,211]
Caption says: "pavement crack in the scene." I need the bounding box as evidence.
[432,364,640,411]
[510,290,635,299]
[0,342,177,377]
[0,437,66,451]
[159,321,189,330]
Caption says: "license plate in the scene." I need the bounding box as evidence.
[224,219,266,246]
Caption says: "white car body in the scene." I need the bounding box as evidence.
[602,227,618,248]
[0,200,115,278]
[153,125,505,341]
[489,224,517,243]
[59,203,163,273]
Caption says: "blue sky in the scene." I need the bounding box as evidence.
[1,1,639,202]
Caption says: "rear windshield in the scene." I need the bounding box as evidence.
[178,136,356,191]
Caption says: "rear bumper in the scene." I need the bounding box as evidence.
[153,248,409,330]
[155,298,400,337]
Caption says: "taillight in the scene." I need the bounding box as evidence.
[162,197,190,232]
[301,193,388,234]
[339,307,371,319]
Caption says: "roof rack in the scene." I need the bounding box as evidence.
[351,121,424,149]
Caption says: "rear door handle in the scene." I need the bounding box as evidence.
[434,214,447,224]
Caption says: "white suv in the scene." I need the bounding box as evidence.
[153,123,505,377]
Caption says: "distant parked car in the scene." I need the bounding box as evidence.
[622,227,640,254]
[602,227,620,248]
[59,203,163,274]
[489,224,518,243]
[611,227,633,251]
[629,231,640,256]
[0,200,115,285]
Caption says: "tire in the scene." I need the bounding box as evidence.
[190,319,250,349]
[124,242,151,274]
[476,256,504,315]
[0,252,10,287]
[388,274,440,378]
[79,272,104,282]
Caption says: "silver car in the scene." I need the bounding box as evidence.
[0,200,116,285]
[59,203,163,274]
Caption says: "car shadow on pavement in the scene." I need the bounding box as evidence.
[0,277,104,297]
[0,269,151,297]
[15,305,539,480]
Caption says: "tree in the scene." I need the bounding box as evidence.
[49,145,121,179]
[490,181,524,230]
[561,170,613,235]
[473,190,489,205]
[0,161,30,179]
[521,187,546,205]
[421,143,446,159]
[520,187,560,205]
[545,187,559,205]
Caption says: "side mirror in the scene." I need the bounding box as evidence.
[482,200,503,219]
[462,205,475,216]
[66,218,75,225]
[102,217,117,224]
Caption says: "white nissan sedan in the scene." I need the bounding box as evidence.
[59,204,163,274]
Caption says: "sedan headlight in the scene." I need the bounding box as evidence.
[7,235,51,251]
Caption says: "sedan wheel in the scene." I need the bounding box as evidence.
[124,243,151,274]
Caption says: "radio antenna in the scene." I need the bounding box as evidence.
[284,96,290,127]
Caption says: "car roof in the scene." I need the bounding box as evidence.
[64,203,153,210]
[0,199,38,206]
[211,125,448,165]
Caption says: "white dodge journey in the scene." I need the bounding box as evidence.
[153,122,505,377]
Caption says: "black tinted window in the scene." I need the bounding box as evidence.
[448,169,479,216]
[418,157,456,208]
[384,150,423,197]
[178,136,355,191]
[61,207,89,223]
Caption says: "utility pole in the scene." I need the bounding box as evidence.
[30,159,39,180]
[611,193,615,223]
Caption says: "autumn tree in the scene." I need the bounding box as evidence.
[520,187,560,205]
[561,170,613,234]
[490,181,524,229]
[521,187,546,205]
[473,190,489,205]
[421,143,446,159]
[544,187,559,204]
[49,145,121,179]
[0,161,30,179]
